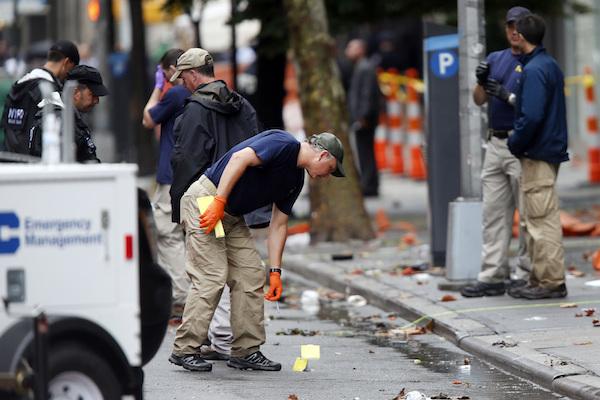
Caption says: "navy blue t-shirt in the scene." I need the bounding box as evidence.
[205,129,305,216]
[149,85,191,184]
[486,49,522,131]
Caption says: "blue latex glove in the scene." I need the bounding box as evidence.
[154,65,165,90]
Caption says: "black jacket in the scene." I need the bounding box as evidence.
[170,80,259,223]
[29,107,100,163]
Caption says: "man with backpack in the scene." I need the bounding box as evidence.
[1,40,80,155]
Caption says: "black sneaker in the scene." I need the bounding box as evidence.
[169,353,212,372]
[227,351,282,371]
[460,281,505,297]
[200,346,230,361]
[508,279,527,289]
[519,284,567,300]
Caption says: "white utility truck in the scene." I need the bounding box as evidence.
[0,162,171,400]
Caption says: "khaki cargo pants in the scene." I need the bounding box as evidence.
[151,184,189,304]
[520,158,565,289]
[478,137,530,284]
[172,175,266,358]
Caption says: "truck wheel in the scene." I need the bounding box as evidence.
[48,343,121,400]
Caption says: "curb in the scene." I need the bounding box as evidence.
[283,254,600,400]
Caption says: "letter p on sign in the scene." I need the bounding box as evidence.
[430,50,458,79]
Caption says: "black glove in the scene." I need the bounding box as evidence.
[484,78,514,105]
[475,61,490,86]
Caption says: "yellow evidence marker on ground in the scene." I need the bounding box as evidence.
[292,357,309,372]
[196,196,225,238]
[300,344,320,360]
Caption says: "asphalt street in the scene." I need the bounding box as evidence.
[143,277,564,400]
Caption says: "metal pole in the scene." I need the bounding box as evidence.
[458,0,485,199]
[230,0,237,91]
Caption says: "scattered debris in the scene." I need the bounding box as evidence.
[288,395,300,400]
[567,265,586,277]
[405,391,427,400]
[452,380,462,385]
[376,209,392,232]
[463,357,471,365]
[391,388,406,400]
[401,233,418,246]
[593,319,600,327]
[350,268,365,275]
[492,340,518,348]
[582,308,597,317]
[524,316,547,321]
[300,290,320,315]
[347,295,368,307]
[440,294,457,302]
[414,273,431,285]
[287,222,310,235]
[292,357,309,372]
[574,341,593,345]
[320,289,346,301]
[369,350,375,354]
[413,359,422,365]
[276,328,319,336]
[559,303,578,308]
[332,252,354,261]
[575,313,584,317]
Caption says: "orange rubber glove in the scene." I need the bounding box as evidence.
[264,272,283,301]
[199,195,227,234]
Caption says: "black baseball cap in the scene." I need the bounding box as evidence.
[49,40,80,65]
[67,65,109,96]
[506,6,531,23]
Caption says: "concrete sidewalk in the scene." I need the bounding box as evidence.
[282,162,600,399]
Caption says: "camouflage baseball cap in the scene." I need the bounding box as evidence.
[170,48,213,82]
[310,132,345,177]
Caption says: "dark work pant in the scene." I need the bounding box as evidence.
[355,125,379,195]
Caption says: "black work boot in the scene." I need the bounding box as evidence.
[460,281,505,297]
[227,351,282,371]
[169,353,213,371]
[519,284,567,300]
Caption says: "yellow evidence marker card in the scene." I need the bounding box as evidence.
[292,357,308,372]
[196,196,225,238]
[300,344,320,360]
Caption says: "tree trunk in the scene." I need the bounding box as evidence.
[129,1,156,175]
[284,0,374,242]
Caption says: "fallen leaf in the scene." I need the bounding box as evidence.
[463,357,471,365]
[430,394,451,399]
[391,388,406,400]
[593,319,600,327]
[441,294,457,302]
[560,303,578,308]
[583,308,597,317]
[574,341,593,345]
[288,395,299,400]
[452,380,462,385]
[567,265,586,277]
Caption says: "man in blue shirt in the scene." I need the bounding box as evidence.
[461,6,531,298]
[505,14,569,299]
[142,48,190,314]
[169,130,345,372]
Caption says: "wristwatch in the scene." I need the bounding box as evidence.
[270,268,282,275]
